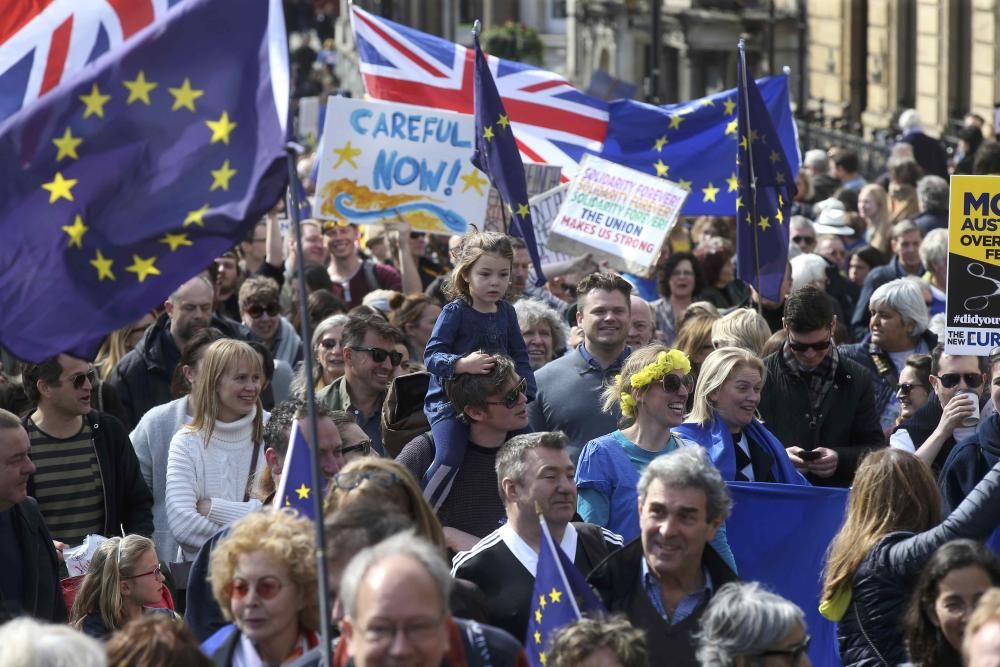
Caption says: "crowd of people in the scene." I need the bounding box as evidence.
[4,108,1000,667]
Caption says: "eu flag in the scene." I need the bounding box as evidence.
[525,516,604,667]
[599,75,798,218]
[471,29,546,285]
[274,422,319,521]
[0,0,289,362]
[735,47,797,303]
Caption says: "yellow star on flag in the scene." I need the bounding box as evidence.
[460,169,487,195]
[534,631,541,645]
[653,135,668,152]
[482,125,494,141]
[534,609,542,623]
[516,202,530,219]
[210,160,237,191]
[497,114,510,130]
[702,182,719,203]
[758,215,771,231]
[295,483,310,500]
[778,193,785,207]
[700,97,715,108]
[62,215,88,248]
[90,250,115,280]
[168,78,204,112]
[668,114,684,130]
[736,195,743,211]
[540,653,548,666]
[723,97,736,115]
[739,135,748,150]
[725,118,738,136]
[775,171,786,185]
[726,172,739,192]
[769,150,781,164]
[332,141,362,169]
[538,595,547,609]
[678,179,692,191]
[159,232,192,251]
[184,204,210,227]
[775,208,785,225]
[123,70,158,105]
[42,172,77,203]
[53,127,82,161]
[206,111,237,144]
[749,129,760,144]
[548,587,563,603]
[654,160,669,178]
[126,254,161,282]
[80,83,111,119]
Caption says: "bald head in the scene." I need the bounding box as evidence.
[165,275,214,346]
[628,295,656,348]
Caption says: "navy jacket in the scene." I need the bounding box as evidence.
[940,412,1000,513]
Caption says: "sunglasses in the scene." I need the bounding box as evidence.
[936,373,984,389]
[334,469,400,491]
[661,373,695,393]
[227,576,284,601]
[319,338,340,350]
[486,378,528,409]
[68,368,98,390]
[896,383,927,396]
[123,564,163,580]
[350,346,403,367]
[792,236,816,245]
[245,303,280,319]
[336,440,372,458]
[787,336,832,352]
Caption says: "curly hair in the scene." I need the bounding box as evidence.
[549,615,647,667]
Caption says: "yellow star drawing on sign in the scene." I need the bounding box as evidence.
[702,182,719,203]
[206,111,237,144]
[123,70,158,105]
[774,208,785,225]
[295,484,310,500]
[159,232,192,251]
[42,172,77,203]
[654,160,669,178]
[482,125,494,141]
[62,215,88,248]
[758,215,771,231]
[516,202,530,219]
[653,135,668,152]
[168,78,204,112]
[80,83,111,119]
[668,114,684,130]
[723,97,736,115]
[332,141,362,169]
[497,114,510,130]
[460,169,487,195]
[548,587,563,603]
[184,204,210,227]
[53,127,82,161]
[725,118,738,136]
[210,160,237,191]
[126,254,160,282]
[726,172,739,192]
[90,250,115,280]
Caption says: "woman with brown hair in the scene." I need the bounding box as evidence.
[389,293,441,367]
[819,449,1000,666]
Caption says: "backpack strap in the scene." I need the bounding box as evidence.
[362,259,380,293]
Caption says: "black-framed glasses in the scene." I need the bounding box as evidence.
[335,441,372,458]
[936,373,984,389]
[68,368,98,390]
[350,346,403,367]
[486,378,528,409]
[334,469,400,491]
[245,303,280,319]
[787,335,832,352]
[123,564,163,580]
[896,383,928,396]
[757,635,811,662]
[319,338,340,350]
[792,235,816,246]
[661,373,695,393]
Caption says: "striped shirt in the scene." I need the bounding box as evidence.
[27,419,105,546]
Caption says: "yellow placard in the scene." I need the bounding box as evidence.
[948,175,1000,266]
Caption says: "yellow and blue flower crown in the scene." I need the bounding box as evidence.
[617,349,692,419]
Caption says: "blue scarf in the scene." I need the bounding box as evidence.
[674,414,808,485]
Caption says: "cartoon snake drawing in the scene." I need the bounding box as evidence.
[332,192,467,233]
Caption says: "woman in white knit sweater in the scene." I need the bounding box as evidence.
[166,339,266,561]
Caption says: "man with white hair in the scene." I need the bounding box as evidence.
[789,216,816,254]
[898,109,949,178]
[803,148,840,201]
[790,253,829,292]
[913,175,950,234]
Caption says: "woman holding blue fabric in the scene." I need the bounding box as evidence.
[674,346,807,485]
[575,344,736,571]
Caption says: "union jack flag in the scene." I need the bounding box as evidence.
[0,0,181,123]
[351,6,608,180]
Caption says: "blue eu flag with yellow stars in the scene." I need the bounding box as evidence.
[274,422,318,521]
[471,27,545,285]
[735,44,797,303]
[525,516,604,667]
[0,0,289,362]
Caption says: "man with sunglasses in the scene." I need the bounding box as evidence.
[759,286,884,487]
[238,276,303,368]
[317,315,404,456]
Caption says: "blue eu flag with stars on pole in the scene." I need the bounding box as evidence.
[525,515,604,667]
[471,24,545,285]
[735,42,797,303]
[274,422,319,521]
[0,0,289,362]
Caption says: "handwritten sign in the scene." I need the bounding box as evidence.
[945,175,1000,355]
[546,154,687,277]
[529,184,572,267]
[314,97,489,235]
[484,163,563,233]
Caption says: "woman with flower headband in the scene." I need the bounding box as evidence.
[575,343,735,570]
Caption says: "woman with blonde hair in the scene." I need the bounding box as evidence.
[208,510,320,665]
[711,308,772,357]
[858,184,892,255]
[94,311,157,381]
[819,449,1000,666]
[165,339,266,561]
[674,347,806,484]
[71,534,174,639]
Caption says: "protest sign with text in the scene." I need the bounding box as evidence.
[547,155,687,276]
[484,163,564,233]
[529,184,572,268]
[314,97,489,235]
[945,175,1000,355]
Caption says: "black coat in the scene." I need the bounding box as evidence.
[23,410,154,538]
[901,132,950,179]
[759,351,885,487]
[0,498,67,623]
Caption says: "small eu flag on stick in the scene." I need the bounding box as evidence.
[734,39,797,304]
[471,20,546,285]
[274,422,318,521]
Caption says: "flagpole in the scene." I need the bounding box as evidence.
[473,19,509,237]
[737,39,763,314]
[535,504,583,619]
[285,145,334,667]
